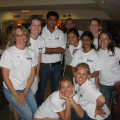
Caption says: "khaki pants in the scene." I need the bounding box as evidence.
[33,118,61,120]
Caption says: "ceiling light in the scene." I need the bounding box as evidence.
[21,10,31,12]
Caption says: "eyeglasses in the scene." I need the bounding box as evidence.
[15,33,26,38]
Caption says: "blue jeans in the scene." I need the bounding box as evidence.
[3,86,38,120]
[36,63,61,107]
[99,83,117,108]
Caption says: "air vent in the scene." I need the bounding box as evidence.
[14,14,20,18]
[63,15,71,18]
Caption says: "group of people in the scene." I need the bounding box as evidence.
[0,10,120,120]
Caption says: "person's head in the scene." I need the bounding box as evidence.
[6,26,13,37]
[67,28,80,47]
[98,31,115,54]
[28,15,43,37]
[88,18,101,35]
[9,26,30,47]
[60,75,74,98]
[81,31,95,49]
[65,18,75,30]
[74,63,91,86]
[46,11,59,29]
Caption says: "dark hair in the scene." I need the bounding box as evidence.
[9,26,30,47]
[65,18,75,25]
[28,15,43,34]
[47,11,59,20]
[59,75,74,89]
[98,31,115,54]
[88,18,100,26]
[81,31,95,49]
[6,26,13,37]
[67,28,79,38]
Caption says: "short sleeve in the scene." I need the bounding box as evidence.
[86,85,102,103]
[115,47,120,60]
[31,50,37,67]
[58,31,66,49]
[0,50,11,69]
[50,93,64,113]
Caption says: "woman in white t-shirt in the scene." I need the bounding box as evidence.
[28,15,45,95]
[65,28,82,80]
[34,75,84,120]
[0,26,38,120]
[71,31,100,85]
[88,18,101,50]
[97,31,120,107]
[72,63,111,120]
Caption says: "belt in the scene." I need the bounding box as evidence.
[41,61,61,66]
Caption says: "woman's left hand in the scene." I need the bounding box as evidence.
[94,108,106,118]
[19,92,27,100]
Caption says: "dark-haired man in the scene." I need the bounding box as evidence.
[36,11,66,107]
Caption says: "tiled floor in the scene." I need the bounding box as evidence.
[0,79,51,120]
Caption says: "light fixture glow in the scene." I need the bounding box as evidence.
[21,10,31,12]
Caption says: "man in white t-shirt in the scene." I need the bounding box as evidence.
[36,11,66,107]
[64,18,83,78]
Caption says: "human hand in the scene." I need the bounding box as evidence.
[59,91,68,101]
[94,109,106,118]
[73,49,78,55]
[14,93,26,107]
[36,75,40,83]
[69,87,76,100]
[96,83,101,90]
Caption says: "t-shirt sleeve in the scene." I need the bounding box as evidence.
[115,47,120,60]
[50,94,65,113]
[93,53,101,71]
[31,51,37,67]
[58,31,66,49]
[86,85,102,104]
[42,37,46,54]
[0,50,11,69]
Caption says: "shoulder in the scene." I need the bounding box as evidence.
[115,47,120,52]
[26,47,36,55]
[49,91,60,103]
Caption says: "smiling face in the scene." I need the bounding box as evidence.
[68,32,79,47]
[46,16,57,29]
[75,67,89,86]
[99,33,111,50]
[65,19,75,30]
[29,20,41,39]
[15,28,27,47]
[89,20,100,35]
[60,80,74,98]
[82,35,93,49]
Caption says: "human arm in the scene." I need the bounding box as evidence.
[94,95,106,118]
[66,43,70,48]
[95,76,101,90]
[2,67,26,107]
[90,71,99,78]
[57,91,71,120]
[36,55,41,83]
[45,47,65,54]
[69,88,84,118]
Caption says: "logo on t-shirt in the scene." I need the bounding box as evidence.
[55,37,59,41]
[39,47,42,50]
[109,54,115,57]
[80,94,82,97]
[87,59,94,63]
[26,57,32,60]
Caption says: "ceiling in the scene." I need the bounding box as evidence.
[0,0,120,20]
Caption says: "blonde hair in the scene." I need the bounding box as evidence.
[74,63,91,80]
[9,26,30,47]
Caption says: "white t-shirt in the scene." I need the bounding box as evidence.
[34,91,79,119]
[0,46,36,90]
[78,80,110,119]
[98,47,120,86]
[41,25,66,63]
[71,49,100,83]
[29,35,45,64]
[64,30,83,65]
[93,38,98,50]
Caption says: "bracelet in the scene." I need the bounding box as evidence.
[24,91,28,94]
